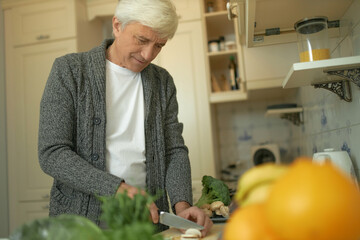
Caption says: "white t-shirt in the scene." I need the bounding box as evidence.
[105,60,146,189]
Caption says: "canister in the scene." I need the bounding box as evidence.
[208,40,219,52]
[294,16,330,62]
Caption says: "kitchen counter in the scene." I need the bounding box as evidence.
[160,223,224,240]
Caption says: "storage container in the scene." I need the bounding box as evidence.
[294,16,330,62]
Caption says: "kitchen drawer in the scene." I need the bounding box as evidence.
[9,0,76,46]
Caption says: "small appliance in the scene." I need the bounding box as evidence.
[313,148,358,186]
[251,143,281,166]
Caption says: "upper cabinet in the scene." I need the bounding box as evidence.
[202,0,248,103]
[86,0,201,22]
[229,0,354,47]
[7,0,77,46]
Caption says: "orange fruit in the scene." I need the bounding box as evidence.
[265,157,360,240]
[223,203,281,240]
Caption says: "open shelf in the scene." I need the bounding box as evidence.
[208,49,237,57]
[204,10,228,18]
[282,56,360,88]
[209,90,247,103]
[282,56,360,102]
[266,107,303,116]
[266,107,304,126]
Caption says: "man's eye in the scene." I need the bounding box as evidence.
[137,38,147,44]
[155,44,164,49]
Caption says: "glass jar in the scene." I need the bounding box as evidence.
[294,16,330,62]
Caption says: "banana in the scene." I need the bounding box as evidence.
[235,163,289,206]
[240,182,273,207]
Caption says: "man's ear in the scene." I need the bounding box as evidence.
[112,16,122,36]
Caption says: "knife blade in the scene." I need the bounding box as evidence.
[158,211,204,230]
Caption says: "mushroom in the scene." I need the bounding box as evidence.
[180,228,201,240]
[185,228,201,237]
[215,209,221,216]
[220,205,229,218]
[210,201,224,211]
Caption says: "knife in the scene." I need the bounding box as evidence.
[158,211,205,230]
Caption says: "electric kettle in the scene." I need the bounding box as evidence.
[313,148,358,186]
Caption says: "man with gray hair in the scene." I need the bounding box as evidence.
[38,0,213,236]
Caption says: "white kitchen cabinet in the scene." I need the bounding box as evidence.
[154,20,216,202]
[17,201,50,224]
[9,0,76,46]
[201,3,248,103]
[172,0,201,21]
[87,0,201,22]
[242,42,299,90]
[7,39,77,202]
[3,0,103,232]
[229,0,352,47]
[225,0,354,90]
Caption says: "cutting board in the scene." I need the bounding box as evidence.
[160,223,224,240]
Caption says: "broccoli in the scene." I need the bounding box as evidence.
[194,175,231,207]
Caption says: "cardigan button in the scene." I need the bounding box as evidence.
[93,117,101,125]
[91,153,99,161]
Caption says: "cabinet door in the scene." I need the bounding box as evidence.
[86,0,201,22]
[172,0,201,21]
[6,39,77,203]
[155,21,215,200]
[9,0,76,46]
[17,201,50,227]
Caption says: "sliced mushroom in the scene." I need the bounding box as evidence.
[180,234,199,240]
[185,228,201,237]
[181,228,201,240]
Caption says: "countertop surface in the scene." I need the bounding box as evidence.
[160,223,224,240]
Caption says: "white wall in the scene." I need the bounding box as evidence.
[0,5,9,238]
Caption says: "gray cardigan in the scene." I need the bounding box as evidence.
[38,39,193,230]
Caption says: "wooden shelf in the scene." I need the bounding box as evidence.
[207,49,237,57]
[209,90,247,103]
[282,56,360,88]
[204,10,228,18]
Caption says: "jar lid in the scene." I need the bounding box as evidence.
[294,16,328,34]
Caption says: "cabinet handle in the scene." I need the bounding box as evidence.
[42,194,50,199]
[36,35,50,41]
[226,2,237,21]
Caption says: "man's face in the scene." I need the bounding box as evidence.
[111,17,168,72]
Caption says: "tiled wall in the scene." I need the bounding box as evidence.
[215,94,297,174]
[216,0,360,181]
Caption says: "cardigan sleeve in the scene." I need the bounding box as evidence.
[162,73,193,209]
[38,56,123,197]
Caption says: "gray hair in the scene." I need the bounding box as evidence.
[114,0,179,39]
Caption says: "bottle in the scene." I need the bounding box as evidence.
[229,55,239,90]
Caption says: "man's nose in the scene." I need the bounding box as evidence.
[141,45,156,61]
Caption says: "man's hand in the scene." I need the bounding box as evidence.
[116,182,159,224]
[175,202,213,237]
